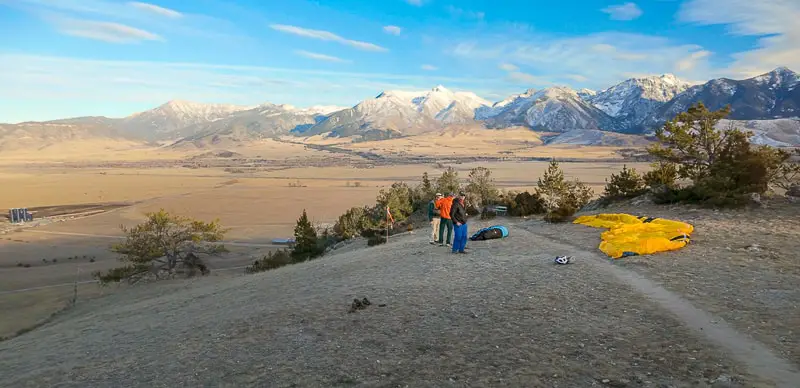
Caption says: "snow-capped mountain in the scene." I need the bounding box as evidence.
[300,85,491,139]
[577,88,597,100]
[2,67,799,148]
[121,100,254,140]
[656,67,800,123]
[587,74,690,132]
[479,87,619,133]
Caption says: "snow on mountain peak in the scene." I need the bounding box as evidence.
[752,67,798,87]
[588,74,690,119]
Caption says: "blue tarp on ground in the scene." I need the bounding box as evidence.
[470,225,509,241]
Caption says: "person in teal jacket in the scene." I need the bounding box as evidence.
[428,193,443,244]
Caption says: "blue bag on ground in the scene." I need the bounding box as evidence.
[470,225,509,241]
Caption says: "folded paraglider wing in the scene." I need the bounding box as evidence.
[573,213,693,259]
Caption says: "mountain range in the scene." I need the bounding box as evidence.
[2,67,798,151]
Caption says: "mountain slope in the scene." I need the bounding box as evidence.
[170,104,347,149]
[656,67,800,124]
[0,121,134,152]
[300,86,490,139]
[587,74,690,132]
[480,87,619,133]
[120,100,253,141]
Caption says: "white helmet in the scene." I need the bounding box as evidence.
[554,256,572,265]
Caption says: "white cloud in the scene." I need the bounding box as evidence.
[447,6,485,20]
[421,64,438,71]
[294,50,350,63]
[49,16,163,43]
[127,2,182,18]
[383,25,402,36]
[498,63,518,72]
[449,32,717,89]
[507,72,541,84]
[270,24,388,52]
[406,0,423,6]
[566,74,588,82]
[601,2,643,21]
[5,0,242,41]
[675,50,712,72]
[679,0,800,77]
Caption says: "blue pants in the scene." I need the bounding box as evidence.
[452,223,468,253]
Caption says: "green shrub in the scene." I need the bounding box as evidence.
[604,165,646,199]
[333,206,375,240]
[367,235,387,246]
[537,159,593,223]
[513,191,545,216]
[376,182,414,224]
[643,161,678,188]
[246,249,293,273]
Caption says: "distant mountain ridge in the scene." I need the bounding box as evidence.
[2,67,798,147]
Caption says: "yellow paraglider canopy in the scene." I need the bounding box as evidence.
[573,213,693,259]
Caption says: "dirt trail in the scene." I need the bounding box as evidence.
[519,222,800,388]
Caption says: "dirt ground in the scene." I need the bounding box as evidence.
[0,219,784,387]
[523,199,800,367]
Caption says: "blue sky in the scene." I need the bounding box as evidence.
[0,0,798,123]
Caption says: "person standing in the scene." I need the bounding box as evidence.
[435,193,454,247]
[450,192,469,254]
[428,193,443,244]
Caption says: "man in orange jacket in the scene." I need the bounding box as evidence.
[435,193,454,247]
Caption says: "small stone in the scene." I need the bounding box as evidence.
[602,379,611,384]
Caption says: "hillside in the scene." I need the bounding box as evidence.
[0,121,138,152]
[2,210,799,387]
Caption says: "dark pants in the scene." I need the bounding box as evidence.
[438,218,453,244]
[453,223,468,252]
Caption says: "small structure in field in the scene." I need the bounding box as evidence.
[8,208,33,224]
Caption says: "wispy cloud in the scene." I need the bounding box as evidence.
[498,63,518,72]
[601,2,643,21]
[383,25,402,36]
[566,74,588,82]
[675,50,712,71]
[447,6,485,20]
[6,0,242,42]
[449,32,717,89]
[406,0,423,6]
[126,2,182,18]
[50,16,163,43]
[270,24,388,52]
[507,72,542,84]
[679,0,800,77]
[421,64,438,71]
[294,50,350,63]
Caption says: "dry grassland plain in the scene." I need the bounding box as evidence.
[0,139,642,339]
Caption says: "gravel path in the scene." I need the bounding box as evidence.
[0,220,782,387]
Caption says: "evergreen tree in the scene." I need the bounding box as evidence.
[292,209,322,261]
[436,167,461,195]
[465,167,499,207]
